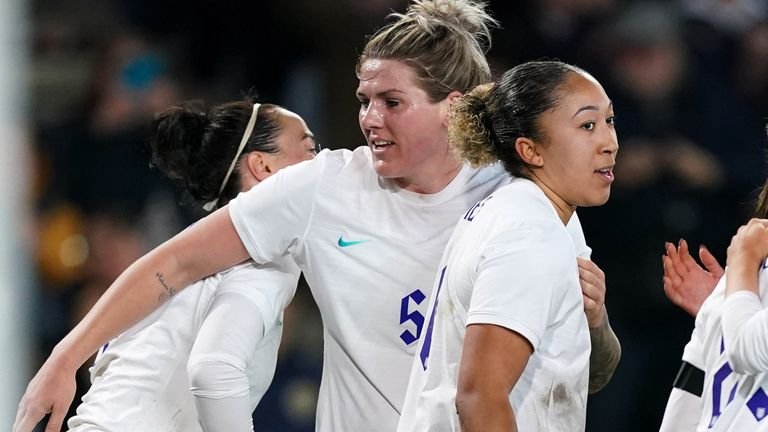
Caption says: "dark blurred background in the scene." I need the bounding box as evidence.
[23,0,768,430]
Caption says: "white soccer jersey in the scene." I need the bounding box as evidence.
[67,259,299,432]
[228,147,514,431]
[679,263,768,431]
[397,178,591,432]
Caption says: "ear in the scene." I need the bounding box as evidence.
[441,90,464,128]
[515,137,544,168]
[244,151,272,182]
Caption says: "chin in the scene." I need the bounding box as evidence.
[579,191,611,208]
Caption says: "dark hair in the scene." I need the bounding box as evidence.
[449,60,588,177]
[357,0,498,102]
[149,100,282,209]
[753,123,768,218]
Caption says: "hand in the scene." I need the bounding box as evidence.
[727,219,768,271]
[662,239,723,317]
[577,257,606,328]
[13,354,77,432]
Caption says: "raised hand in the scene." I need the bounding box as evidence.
[662,239,723,317]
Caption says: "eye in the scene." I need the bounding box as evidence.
[581,121,595,131]
[385,99,400,108]
[358,98,370,109]
[606,115,616,126]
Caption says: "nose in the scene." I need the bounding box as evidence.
[601,127,619,156]
[360,102,383,130]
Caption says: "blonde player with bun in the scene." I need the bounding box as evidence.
[15,2,619,432]
[399,60,618,431]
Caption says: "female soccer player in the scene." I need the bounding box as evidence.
[397,60,618,431]
[15,2,619,431]
[66,100,317,432]
[660,144,768,431]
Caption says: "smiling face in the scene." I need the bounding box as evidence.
[529,72,618,210]
[356,59,461,193]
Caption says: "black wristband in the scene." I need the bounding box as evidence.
[672,361,704,397]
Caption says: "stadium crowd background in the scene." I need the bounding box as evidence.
[23,0,768,430]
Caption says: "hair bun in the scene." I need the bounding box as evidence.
[407,0,497,53]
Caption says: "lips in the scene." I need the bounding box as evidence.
[595,166,614,181]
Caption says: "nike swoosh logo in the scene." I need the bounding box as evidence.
[338,236,370,247]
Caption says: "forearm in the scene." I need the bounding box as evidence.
[721,291,768,373]
[51,208,248,371]
[658,387,702,432]
[588,310,621,393]
[52,245,196,371]
[456,391,516,432]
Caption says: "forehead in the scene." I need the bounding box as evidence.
[557,72,610,108]
[274,108,309,138]
[356,59,421,94]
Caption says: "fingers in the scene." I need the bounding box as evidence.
[13,407,45,432]
[44,408,64,432]
[699,245,724,279]
[662,253,682,287]
[678,239,700,273]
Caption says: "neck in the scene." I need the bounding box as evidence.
[394,159,463,194]
[530,173,575,225]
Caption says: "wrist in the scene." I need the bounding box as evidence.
[50,338,89,372]
[588,306,607,329]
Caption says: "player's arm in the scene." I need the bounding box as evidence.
[577,258,621,393]
[662,239,722,317]
[14,208,250,432]
[721,219,768,374]
[658,361,704,431]
[456,323,531,432]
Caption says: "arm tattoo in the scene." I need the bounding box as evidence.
[588,313,622,394]
[155,272,177,302]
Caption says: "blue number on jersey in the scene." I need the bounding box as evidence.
[419,266,447,370]
[463,195,493,222]
[400,289,426,345]
[709,337,768,427]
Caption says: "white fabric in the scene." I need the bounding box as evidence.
[662,263,768,431]
[396,178,590,432]
[659,388,704,432]
[228,147,515,431]
[722,290,768,374]
[67,259,299,432]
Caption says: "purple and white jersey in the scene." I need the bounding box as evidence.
[397,178,591,432]
[682,261,768,431]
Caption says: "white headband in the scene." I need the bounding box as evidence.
[203,103,260,211]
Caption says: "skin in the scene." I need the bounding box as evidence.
[662,239,723,317]
[357,59,463,194]
[726,218,768,299]
[456,71,618,431]
[15,66,619,431]
[13,109,315,432]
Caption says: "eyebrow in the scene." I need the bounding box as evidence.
[303,131,315,140]
[356,88,406,98]
[572,101,613,118]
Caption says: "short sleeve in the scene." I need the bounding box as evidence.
[466,222,577,351]
[228,151,329,264]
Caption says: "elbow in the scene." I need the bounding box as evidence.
[724,341,765,375]
[187,354,249,399]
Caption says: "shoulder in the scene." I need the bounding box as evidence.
[483,179,561,223]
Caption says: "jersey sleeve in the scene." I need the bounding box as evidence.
[658,387,702,432]
[228,151,327,264]
[466,222,576,350]
[721,290,768,374]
